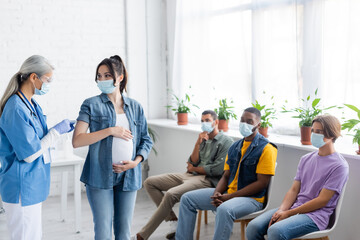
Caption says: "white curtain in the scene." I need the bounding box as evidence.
[168,0,360,131]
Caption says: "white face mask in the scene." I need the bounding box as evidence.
[201,121,214,133]
[97,79,116,94]
[239,122,255,137]
[311,133,326,148]
[34,74,51,95]
[34,82,51,95]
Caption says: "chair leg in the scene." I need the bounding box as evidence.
[241,221,246,240]
[196,210,202,240]
[204,210,208,224]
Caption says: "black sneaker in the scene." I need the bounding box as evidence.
[166,232,175,239]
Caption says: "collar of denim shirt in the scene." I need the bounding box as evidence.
[99,93,130,107]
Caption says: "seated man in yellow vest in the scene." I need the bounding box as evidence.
[175,107,278,240]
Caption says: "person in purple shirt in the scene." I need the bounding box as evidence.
[246,114,349,240]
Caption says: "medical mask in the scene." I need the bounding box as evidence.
[239,122,254,137]
[311,133,326,148]
[97,79,116,94]
[201,122,214,133]
[34,82,51,95]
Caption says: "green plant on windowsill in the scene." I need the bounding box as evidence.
[166,88,199,114]
[341,104,360,153]
[214,98,237,120]
[252,95,277,129]
[166,87,199,125]
[281,89,336,144]
[214,98,237,132]
[252,94,277,138]
[281,89,335,127]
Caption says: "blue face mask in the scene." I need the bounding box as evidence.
[239,122,254,137]
[97,79,116,94]
[201,122,214,133]
[34,82,51,95]
[311,133,326,148]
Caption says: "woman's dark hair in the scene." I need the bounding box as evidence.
[95,55,128,93]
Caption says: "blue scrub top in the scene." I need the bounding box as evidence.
[0,94,50,206]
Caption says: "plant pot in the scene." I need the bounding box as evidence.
[218,119,229,132]
[300,126,312,145]
[177,113,188,125]
[356,145,360,155]
[259,127,269,138]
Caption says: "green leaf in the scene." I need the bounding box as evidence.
[312,98,320,108]
[323,105,336,110]
[344,104,360,113]
[307,95,310,101]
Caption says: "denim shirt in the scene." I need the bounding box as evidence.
[77,93,153,190]
[227,133,277,199]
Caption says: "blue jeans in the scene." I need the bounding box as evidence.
[175,188,263,240]
[86,184,137,240]
[246,208,319,240]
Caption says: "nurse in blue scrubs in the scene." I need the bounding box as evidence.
[0,55,75,240]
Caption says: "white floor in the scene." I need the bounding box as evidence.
[0,188,244,240]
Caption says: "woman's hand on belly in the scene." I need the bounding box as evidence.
[112,160,138,173]
[111,126,133,141]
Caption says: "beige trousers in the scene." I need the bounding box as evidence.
[138,173,212,239]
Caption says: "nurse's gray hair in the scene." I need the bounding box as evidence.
[0,55,54,116]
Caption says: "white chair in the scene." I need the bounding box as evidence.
[196,163,278,240]
[293,181,348,240]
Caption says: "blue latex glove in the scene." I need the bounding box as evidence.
[53,119,75,134]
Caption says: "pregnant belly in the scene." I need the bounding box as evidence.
[112,137,134,164]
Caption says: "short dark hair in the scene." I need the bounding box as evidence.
[244,107,261,119]
[202,110,217,120]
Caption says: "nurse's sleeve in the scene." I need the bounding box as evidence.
[25,129,60,163]
[2,108,42,161]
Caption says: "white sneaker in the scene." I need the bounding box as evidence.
[166,221,177,239]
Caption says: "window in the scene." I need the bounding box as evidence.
[169,0,360,133]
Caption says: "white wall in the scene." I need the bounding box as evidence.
[147,123,360,240]
[0,0,127,126]
[0,0,168,196]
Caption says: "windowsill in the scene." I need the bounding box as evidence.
[148,119,360,160]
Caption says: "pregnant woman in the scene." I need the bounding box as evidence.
[72,55,152,240]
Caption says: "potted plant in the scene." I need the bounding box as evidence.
[214,98,237,132]
[341,104,360,154]
[282,89,334,145]
[166,88,199,125]
[142,127,159,184]
[252,96,277,138]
